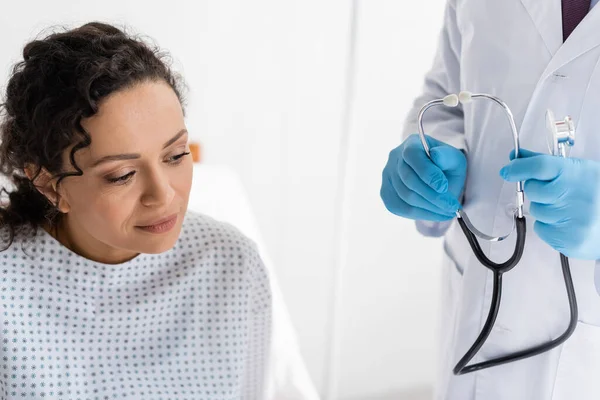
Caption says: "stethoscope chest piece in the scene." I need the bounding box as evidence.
[546,109,575,157]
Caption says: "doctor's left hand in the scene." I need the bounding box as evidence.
[500,149,600,260]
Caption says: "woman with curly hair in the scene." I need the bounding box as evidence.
[0,22,271,399]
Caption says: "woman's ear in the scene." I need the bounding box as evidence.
[24,165,70,213]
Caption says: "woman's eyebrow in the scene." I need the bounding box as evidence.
[91,153,141,168]
[90,129,189,168]
[162,128,188,149]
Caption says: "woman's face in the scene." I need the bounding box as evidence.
[53,80,193,263]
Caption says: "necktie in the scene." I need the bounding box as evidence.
[562,0,592,41]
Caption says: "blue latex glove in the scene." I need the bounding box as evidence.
[380,134,466,221]
[500,148,600,260]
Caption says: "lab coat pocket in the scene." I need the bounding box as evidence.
[551,321,600,400]
[440,245,463,348]
[441,240,464,313]
[436,242,464,399]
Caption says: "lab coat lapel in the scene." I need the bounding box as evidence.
[518,0,563,57]
[541,3,600,79]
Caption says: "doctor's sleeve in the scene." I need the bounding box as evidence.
[402,0,466,237]
[402,0,465,150]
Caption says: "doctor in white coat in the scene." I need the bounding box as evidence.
[381,0,600,399]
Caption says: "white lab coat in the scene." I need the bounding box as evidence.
[403,1,600,399]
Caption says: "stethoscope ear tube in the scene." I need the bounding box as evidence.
[418,93,525,241]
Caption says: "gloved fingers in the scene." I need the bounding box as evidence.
[500,154,565,182]
[410,133,448,150]
[380,177,455,221]
[429,146,466,174]
[533,221,569,255]
[508,148,543,161]
[397,161,461,213]
[529,202,568,224]
[523,178,568,205]
[402,138,449,193]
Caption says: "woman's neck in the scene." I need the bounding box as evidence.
[42,217,139,265]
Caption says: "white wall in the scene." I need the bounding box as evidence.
[0,1,448,398]
[334,2,447,398]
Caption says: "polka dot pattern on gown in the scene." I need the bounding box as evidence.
[0,211,272,400]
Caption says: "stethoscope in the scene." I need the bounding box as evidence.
[417,91,578,375]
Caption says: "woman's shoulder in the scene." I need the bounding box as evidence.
[0,225,41,255]
[175,211,271,310]
[176,210,262,265]
[180,211,254,244]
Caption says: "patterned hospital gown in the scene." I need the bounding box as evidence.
[0,211,272,400]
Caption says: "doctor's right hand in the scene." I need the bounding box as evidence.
[380,134,467,221]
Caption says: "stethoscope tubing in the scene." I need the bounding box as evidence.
[416,92,579,375]
[453,217,578,375]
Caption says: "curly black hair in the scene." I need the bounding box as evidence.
[0,22,187,249]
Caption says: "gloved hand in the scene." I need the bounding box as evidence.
[380,133,466,221]
[500,148,600,260]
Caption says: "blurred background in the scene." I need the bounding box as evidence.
[0,1,448,399]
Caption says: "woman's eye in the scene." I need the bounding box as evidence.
[103,152,189,184]
[168,152,191,164]
[106,171,135,185]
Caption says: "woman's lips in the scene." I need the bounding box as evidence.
[137,213,178,234]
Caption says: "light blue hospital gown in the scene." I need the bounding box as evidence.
[0,211,272,400]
